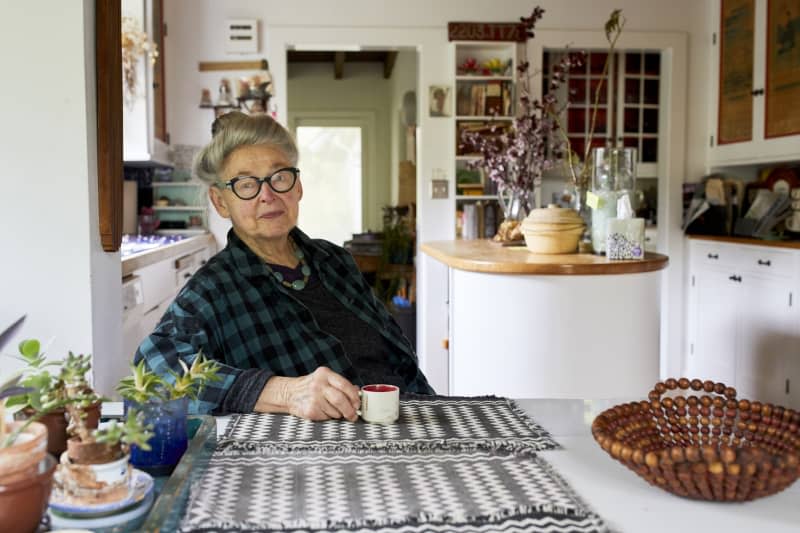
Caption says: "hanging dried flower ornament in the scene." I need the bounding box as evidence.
[121,16,158,109]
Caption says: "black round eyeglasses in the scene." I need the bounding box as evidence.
[217,167,299,200]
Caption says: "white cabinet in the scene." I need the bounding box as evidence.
[122,0,169,164]
[122,237,217,358]
[687,239,799,407]
[708,0,800,166]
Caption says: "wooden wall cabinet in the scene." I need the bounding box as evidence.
[686,238,800,408]
[708,0,800,166]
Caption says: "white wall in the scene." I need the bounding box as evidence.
[287,61,394,231]
[0,0,122,396]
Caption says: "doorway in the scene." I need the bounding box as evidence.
[294,120,366,246]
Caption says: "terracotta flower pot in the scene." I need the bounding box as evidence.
[0,421,48,484]
[0,454,56,533]
[16,408,68,457]
[15,402,99,458]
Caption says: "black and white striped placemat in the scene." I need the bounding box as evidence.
[218,396,559,454]
[180,449,606,533]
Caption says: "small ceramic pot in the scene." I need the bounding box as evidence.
[127,397,189,476]
[0,454,56,533]
[58,449,131,505]
[16,408,68,456]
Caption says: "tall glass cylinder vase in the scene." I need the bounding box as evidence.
[590,147,637,254]
[497,187,532,222]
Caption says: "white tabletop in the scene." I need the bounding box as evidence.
[109,399,800,532]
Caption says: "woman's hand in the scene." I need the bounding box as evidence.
[255,367,361,422]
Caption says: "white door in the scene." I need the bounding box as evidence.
[688,268,738,385]
[736,275,794,404]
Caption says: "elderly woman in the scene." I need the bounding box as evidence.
[135,112,433,420]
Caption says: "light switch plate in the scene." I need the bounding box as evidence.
[431,179,449,199]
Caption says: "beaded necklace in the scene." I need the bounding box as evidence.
[265,241,311,291]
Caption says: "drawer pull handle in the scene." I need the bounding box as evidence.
[707,253,719,259]
[728,274,742,283]
[757,259,771,266]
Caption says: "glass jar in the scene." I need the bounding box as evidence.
[590,147,638,254]
[590,148,618,254]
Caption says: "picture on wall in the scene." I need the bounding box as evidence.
[429,85,452,117]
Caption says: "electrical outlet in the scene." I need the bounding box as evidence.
[430,179,448,199]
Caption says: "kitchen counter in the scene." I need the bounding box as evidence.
[688,234,800,250]
[122,233,216,277]
[420,239,668,274]
[420,239,668,398]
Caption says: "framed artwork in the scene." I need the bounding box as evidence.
[718,0,755,145]
[765,0,800,138]
[429,85,452,117]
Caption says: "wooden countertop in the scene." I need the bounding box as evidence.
[688,234,800,250]
[122,233,216,277]
[420,240,668,275]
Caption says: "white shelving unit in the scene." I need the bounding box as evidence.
[453,41,518,240]
[151,180,208,234]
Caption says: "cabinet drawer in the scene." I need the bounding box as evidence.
[738,247,796,278]
[691,241,735,269]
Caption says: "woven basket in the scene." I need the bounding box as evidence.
[592,378,800,501]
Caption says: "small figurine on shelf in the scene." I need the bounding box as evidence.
[457,57,478,75]
[217,78,234,106]
[199,88,212,107]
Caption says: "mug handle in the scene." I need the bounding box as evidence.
[356,390,366,417]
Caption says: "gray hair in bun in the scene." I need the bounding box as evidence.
[193,112,298,184]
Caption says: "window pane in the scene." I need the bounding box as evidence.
[625,52,641,74]
[644,53,661,76]
[624,107,639,133]
[642,138,658,162]
[643,109,659,133]
[590,52,608,74]
[568,108,586,133]
[625,78,640,104]
[589,78,608,104]
[568,78,586,103]
[644,79,660,105]
[296,126,362,246]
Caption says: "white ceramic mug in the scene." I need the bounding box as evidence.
[357,384,400,424]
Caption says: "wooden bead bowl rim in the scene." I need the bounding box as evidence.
[591,377,800,501]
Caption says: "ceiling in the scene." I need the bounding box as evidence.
[287,50,399,79]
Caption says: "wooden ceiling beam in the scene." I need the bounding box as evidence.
[334,51,345,79]
[383,51,398,79]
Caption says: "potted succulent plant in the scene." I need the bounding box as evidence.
[0,371,58,533]
[58,389,153,505]
[117,354,219,475]
[7,340,101,456]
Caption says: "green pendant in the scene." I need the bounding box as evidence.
[291,279,306,290]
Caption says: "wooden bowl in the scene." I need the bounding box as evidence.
[592,378,800,501]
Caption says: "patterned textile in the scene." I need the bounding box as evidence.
[218,396,559,454]
[134,227,433,414]
[179,450,607,533]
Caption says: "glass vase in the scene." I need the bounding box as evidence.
[590,147,638,254]
[498,187,533,222]
[126,397,189,476]
[572,182,593,252]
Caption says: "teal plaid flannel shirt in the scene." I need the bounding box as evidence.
[134,228,433,413]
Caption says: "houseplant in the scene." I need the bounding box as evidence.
[58,396,153,505]
[117,354,219,475]
[7,340,101,456]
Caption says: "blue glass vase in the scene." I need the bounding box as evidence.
[126,397,189,476]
